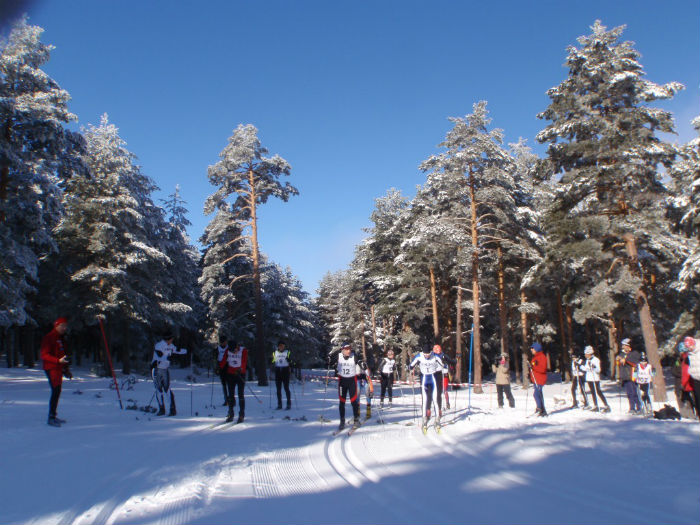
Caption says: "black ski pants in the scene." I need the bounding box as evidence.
[45,371,62,418]
[338,376,359,423]
[275,366,291,406]
[497,384,515,408]
[219,372,229,404]
[224,373,245,417]
[571,375,587,405]
[586,381,609,408]
[380,372,393,402]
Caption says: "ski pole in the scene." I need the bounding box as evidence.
[467,324,474,417]
[291,377,298,409]
[246,382,263,404]
[320,356,332,424]
[269,370,272,409]
[145,389,156,411]
[209,367,215,409]
[190,352,194,417]
[98,316,123,410]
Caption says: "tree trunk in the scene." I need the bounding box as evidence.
[469,166,483,394]
[520,291,530,387]
[607,316,620,379]
[22,326,34,368]
[371,303,377,347]
[249,170,268,386]
[429,266,439,341]
[400,322,412,381]
[497,245,507,358]
[510,315,521,383]
[455,281,463,383]
[623,233,667,402]
[563,304,573,380]
[0,117,12,223]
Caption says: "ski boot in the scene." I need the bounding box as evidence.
[350,418,361,433]
[47,417,61,427]
[388,401,392,409]
[421,418,429,434]
[237,414,244,424]
[168,393,177,416]
[54,416,67,424]
[225,413,234,423]
[276,403,283,410]
[435,415,442,433]
[336,420,346,433]
[156,405,166,416]
[286,401,292,411]
[366,405,371,419]
[601,405,611,413]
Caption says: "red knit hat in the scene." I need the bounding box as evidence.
[683,336,696,350]
[53,317,68,328]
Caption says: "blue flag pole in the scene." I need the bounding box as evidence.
[467,324,474,416]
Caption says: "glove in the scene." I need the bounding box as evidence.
[150,361,157,370]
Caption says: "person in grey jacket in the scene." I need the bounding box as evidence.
[492,353,515,408]
[617,338,642,414]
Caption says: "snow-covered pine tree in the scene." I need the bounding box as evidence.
[199,206,255,350]
[205,124,298,385]
[261,263,320,367]
[159,185,203,352]
[49,115,171,372]
[0,18,85,347]
[667,116,700,341]
[420,101,511,392]
[537,21,684,401]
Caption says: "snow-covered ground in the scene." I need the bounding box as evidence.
[1,367,698,525]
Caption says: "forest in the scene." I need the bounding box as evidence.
[1,18,698,401]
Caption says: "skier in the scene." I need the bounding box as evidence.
[378,349,397,408]
[216,335,230,406]
[272,340,292,410]
[219,340,248,423]
[41,317,72,427]
[432,344,456,409]
[409,344,445,431]
[681,336,700,418]
[580,346,610,413]
[672,341,696,418]
[569,351,589,409]
[635,353,654,413]
[151,333,187,416]
[616,338,642,414]
[331,342,363,433]
[529,342,548,417]
[492,353,515,409]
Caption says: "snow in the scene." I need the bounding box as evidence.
[1,367,698,525]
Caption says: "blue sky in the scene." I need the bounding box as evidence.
[22,0,700,294]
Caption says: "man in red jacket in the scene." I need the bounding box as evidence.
[529,342,548,417]
[219,341,248,423]
[41,317,71,427]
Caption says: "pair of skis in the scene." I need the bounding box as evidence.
[332,420,362,437]
[422,421,442,434]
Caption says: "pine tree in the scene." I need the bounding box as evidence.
[205,124,298,385]
[0,18,84,333]
[420,101,511,392]
[49,115,171,372]
[537,21,684,401]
